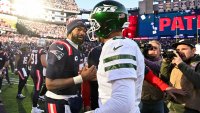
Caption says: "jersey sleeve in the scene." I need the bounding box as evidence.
[47,43,66,65]
[102,39,138,81]
[46,42,67,79]
[40,49,47,55]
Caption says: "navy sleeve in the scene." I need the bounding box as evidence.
[46,43,67,79]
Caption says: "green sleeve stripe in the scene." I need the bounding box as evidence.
[113,36,125,40]
[104,54,136,63]
[105,63,137,72]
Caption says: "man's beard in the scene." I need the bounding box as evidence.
[71,34,84,45]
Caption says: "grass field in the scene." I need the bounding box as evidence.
[0,72,45,113]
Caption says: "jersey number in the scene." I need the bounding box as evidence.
[31,53,38,65]
[23,57,28,64]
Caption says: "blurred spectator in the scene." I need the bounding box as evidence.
[162,39,200,113]
[140,40,167,113]
[0,42,9,93]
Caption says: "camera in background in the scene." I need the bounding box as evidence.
[162,50,177,60]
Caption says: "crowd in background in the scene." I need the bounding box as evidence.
[18,19,66,38]
[0,19,15,32]
[42,0,79,11]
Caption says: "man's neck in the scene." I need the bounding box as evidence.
[66,38,78,49]
[103,31,122,43]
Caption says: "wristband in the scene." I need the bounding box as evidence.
[73,75,83,84]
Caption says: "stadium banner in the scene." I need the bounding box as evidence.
[138,10,200,38]
[0,14,17,32]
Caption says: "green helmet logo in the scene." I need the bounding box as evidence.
[87,0,128,41]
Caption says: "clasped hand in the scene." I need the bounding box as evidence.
[80,65,97,81]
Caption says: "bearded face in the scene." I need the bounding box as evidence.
[70,27,86,45]
[71,33,85,45]
[176,45,196,61]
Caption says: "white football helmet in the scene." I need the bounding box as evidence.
[37,39,46,47]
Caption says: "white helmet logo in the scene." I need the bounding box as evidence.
[74,56,78,61]
[94,4,117,13]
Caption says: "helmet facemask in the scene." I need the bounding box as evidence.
[37,39,46,48]
[87,19,100,41]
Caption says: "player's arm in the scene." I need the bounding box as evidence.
[41,53,47,68]
[0,52,9,71]
[27,54,32,66]
[46,65,96,90]
[46,42,96,90]
[14,54,20,69]
[144,66,168,91]
[145,66,186,99]
[4,52,9,68]
[92,79,135,113]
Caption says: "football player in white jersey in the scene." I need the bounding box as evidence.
[86,0,145,113]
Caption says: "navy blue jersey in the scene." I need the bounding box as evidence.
[46,40,83,95]
[0,51,8,69]
[30,48,46,70]
[16,50,30,69]
[88,44,103,68]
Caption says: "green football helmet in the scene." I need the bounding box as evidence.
[87,0,128,41]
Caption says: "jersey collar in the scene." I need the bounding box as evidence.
[66,39,78,49]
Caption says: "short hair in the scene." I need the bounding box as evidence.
[149,40,162,51]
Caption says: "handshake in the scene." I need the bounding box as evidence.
[74,65,97,84]
[80,65,97,81]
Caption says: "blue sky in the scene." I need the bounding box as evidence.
[75,0,140,10]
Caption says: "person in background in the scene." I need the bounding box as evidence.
[15,44,30,99]
[162,39,200,113]
[0,42,9,94]
[39,46,49,101]
[82,43,103,111]
[29,39,47,113]
[140,40,167,113]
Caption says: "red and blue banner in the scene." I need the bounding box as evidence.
[138,10,200,38]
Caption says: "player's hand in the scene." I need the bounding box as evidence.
[165,87,187,100]
[14,68,18,75]
[84,106,91,112]
[85,110,94,113]
[81,65,97,81]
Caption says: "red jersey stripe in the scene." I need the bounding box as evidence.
[55,41,73,56]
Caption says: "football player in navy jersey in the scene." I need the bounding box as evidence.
[29,39,47,113]
[15,44,30,99]
[0,42,9,94]
[45,19,96,113]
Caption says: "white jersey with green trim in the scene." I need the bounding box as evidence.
[97,36,145,113]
